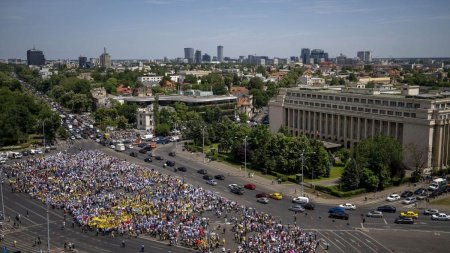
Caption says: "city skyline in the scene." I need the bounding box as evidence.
[1,0,450,59]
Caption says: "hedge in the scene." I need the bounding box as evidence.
[315,185,366,198]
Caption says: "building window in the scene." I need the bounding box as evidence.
[348,98,353,102]
[323,95,327,99]
[407,103,412,108]
[333,105,337,109]
[390,101,396,107]
[404,112,410,117]
[380,110,386,114]
[398,102,405,107]
[321,103,325,107]
[365,108,370,112]
[383,100,389,106]
[327,104,331,108]
[361,99,366,103]
[387,111,394,115]
[358,107,364,112]
[307,94,311,98]
[372,109,379,113]
[312,95,316,99]
[329,96,334,101]
[335,97,340,101]
[351,107,357,111]
[339,105,343,109]
[375,100,381,105]
[368,99,374,104]
[354,98,360,103]
[414,103,420,108]
[396,111,402,116]
[341,97,347,102]
[345,106,350,110]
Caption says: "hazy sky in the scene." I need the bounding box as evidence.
[1,0,449,60]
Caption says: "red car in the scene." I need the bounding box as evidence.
[256,192,268,198]
[244,183,256,190]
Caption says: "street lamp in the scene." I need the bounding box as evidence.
[0,166,5,221]
[46,196,50,253]
[202,126,207,163]
[300,150,314,197]
[244,136,248,177]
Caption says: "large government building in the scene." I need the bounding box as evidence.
[269,85,450,169]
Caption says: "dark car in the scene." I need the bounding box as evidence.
[138,143,147,148]
[328,207,345,213]
[256,192,269,198]
[197,169,208,174]
[429,189,443,198]
[168,152,176,157]
[203,175,213,180]
[214,174,225,180]
[154,156,163,160]
[129,152,138,157]
[231,187,244,195]
[138,149,147,154]
[144,157,152,163]
[377,205,396,213]
[177,166,187,172]
[414,188,426,196]
[394,217,414,224]
[329,211,349,220]
[22,151,29,156]
[301,203,315,210]
[401,191,413,198]
[166,161,175,167]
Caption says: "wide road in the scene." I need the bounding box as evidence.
[2,139,450,253]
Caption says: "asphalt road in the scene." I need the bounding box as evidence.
[2,139,450,253]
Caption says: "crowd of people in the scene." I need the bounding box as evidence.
[6,150,318,252]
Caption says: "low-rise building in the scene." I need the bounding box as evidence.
[91,87,110,109]
[136,105,154,131]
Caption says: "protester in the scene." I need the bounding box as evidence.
[7,151,317,253]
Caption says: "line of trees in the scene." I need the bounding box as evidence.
[0,64,60,146]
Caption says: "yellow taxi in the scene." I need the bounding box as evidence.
[269,192,283,200]
[399,210,419,219]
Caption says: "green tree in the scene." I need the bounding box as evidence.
[348,73,357,82]
[340,159,360,190]
[184,74,197,84]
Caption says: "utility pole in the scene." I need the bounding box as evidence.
[47,197,50,253]
[244,136,248,177]
[301,150,304,197]
[0,166,4,220]
[202,126,206,163]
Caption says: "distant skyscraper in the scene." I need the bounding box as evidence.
[300,48,310,64]
[184,48,194,63]
[78,56,87,68]
[217,45,224,62]
[100,47,112,68]
[357,51,372,62]
[202,53,211,62]
[27,48,45,66]
[195,50,202,64]
[310,49,328,64]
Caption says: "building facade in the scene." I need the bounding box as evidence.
[100,48,112,68]
[301,48,310,64]
[78,56,87,68]
[184,48,194,63]
[136,106,154,131]
[217,45,224,62]
[195,50,202,64]
[269,86,450,169]
[27,48,45,66]
[357,51,372,62]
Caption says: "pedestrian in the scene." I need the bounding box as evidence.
[141,244,145,252]
[121,240,125,248]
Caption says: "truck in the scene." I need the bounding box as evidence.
[428,178,447,191]
[115,143,125,152]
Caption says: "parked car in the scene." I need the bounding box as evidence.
[129,152,138,157]
[214,174,225,180]
[206,179,217,186]
[197,169,208,174]
[300,203,315,210]
[244,183,256,190]
[394,217,414,224]
[257,197,269,204]
[400,211,419,219]
[339,203,356,210]
[231,187,244,195]
[289,205,305,213]
[366,211,383,218]
[401,191,414,198]
[431,213,450,221]
[139,149,147,154]
[177,166,187,172]
[292,196,309,204]
[423,209,439,215]
[269,193,283,200]
[203,175,213,180]
[165,160,175,167]
[402,197,417,205]
[168,152,176,157]
[144,157,152,163]
[256,192,269,198]
[414,188,427,196]
[329,207,346,213]
[386,194,401,202]
[154,156,163,160]
[377,205,396,213]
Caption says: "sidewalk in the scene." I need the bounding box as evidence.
[171,143,430,206]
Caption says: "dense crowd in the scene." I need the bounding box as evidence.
[108,130,141,142]
[6,151,318,252]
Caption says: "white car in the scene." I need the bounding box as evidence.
[387,194,401,202]
[402,197,417,205]
[206,179,217,186]
[292,196,309,204]
[257,197,269,204]
[228,184,241,190]
[339,203,356,210]
[109,145,115,149]
[35,149,43,154]
[366,211,383,218]
[431,213,450,221]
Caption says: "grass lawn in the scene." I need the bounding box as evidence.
[304,165,344,182]
[431,196,450,206]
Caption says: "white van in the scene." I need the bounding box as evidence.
[292,196,309,204]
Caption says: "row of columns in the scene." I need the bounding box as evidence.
[286,108,403,148]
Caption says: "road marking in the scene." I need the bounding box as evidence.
[435,232,440,236]
[5,205,38,225]
[358,230,395,253]
[316,231,346,253]
[383,218,387,224]
[344,231,378,253]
